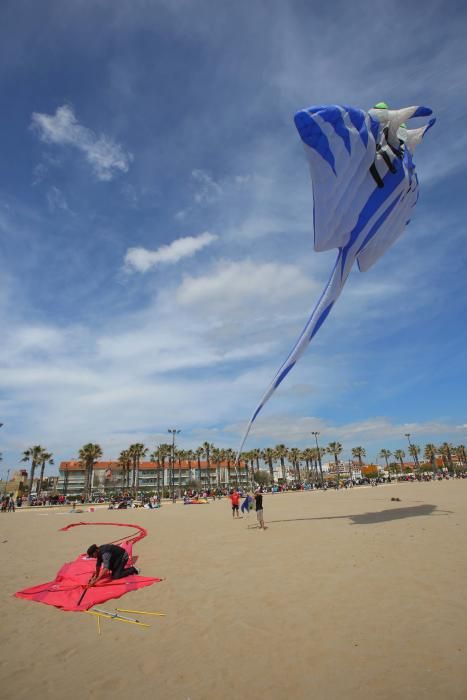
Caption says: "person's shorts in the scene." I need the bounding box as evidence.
[232,504,239,511]
[256,508,264,522]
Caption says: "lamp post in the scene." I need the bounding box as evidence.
[168,429,180,503]
[311,431,324,487]
[405,433,420,472]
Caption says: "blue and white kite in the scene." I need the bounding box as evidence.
[238,102,435,455]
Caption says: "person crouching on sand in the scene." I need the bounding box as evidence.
[87,543,139,583]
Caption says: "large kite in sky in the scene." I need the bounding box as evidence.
[239,102,435,454]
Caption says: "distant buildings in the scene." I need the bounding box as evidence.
[58,459,249,497]
[0,470,59,499]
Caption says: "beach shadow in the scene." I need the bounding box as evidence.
[267,504,452,526]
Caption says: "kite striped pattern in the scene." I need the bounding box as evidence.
[237,104,435,457]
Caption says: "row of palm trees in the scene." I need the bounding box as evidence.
[18,439,467,501]
[75,440,467,496]
[20,445,54,499]
[377,442,467,475]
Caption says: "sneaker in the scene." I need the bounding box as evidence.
[134,567,141,575]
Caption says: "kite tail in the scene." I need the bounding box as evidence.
[236,248,352,460]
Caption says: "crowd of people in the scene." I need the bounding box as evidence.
[1,494,17,512]
[3,471,465,513]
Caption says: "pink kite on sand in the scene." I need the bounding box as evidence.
[15,522,162,612]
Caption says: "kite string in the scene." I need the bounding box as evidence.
[59,521,148,546]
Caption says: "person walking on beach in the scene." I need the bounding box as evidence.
[254,490,266,530]
[86,543,139,582]
[229,489,241,518]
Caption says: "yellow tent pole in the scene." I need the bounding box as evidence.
[116,608,166,616]
[85,610,150,628]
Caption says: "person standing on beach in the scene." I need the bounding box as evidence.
[254,490,266,530]
[229,489,241,518]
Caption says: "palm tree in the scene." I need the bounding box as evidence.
[241,451,255,487]
[195,447,203,485]
[202,442,213,491]
[219,448,228,487]
[309,447,321,484]
[118,449,132,492]
[379,449,392,470]
[439,442,454,475]
[148,450,159,493]
[186,449,195,483]
[301,448,315,483]
[424,443,438,478]
[407,443,421,472]
[62,466,70,496]
[37,451,54,499]
[327,442,343,486]
[153,444,170,494]
[251,448,261,474]
[274,444,288,482]
[128,443,148,496]
[289,447,302,482]
[456,445,466,470]
[352,446,366,468]
[78,443,103,500]
[393,449,405,475]
[224,448,236,486]
[262,447,276,484]
[21,445,47,500]
[175,448,185,496]
[210,447,222,489]
[157,443,172,494]
[310,445,324,485]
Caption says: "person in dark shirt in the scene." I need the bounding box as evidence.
[87,543,139,583]
[254,491,266,530]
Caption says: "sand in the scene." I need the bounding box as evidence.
[1,480,466,700]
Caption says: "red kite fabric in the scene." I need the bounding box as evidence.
[15,522,162,612]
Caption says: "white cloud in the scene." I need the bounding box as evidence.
[228,414,467,455]
[176,259,316,312]
[124,231,217,272]
[47,186,71,213]
[31,104,132,181]
[192,169,223,204]
[13,325,65,352]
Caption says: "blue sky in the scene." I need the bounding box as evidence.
[1,0,466,474]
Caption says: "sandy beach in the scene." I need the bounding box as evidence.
[1,480,466,700]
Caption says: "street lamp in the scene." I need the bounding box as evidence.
[405,433,420,472]
[311,431,324,487]
[168,429,180,503]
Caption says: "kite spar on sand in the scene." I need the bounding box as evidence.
[237,102,435,457]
